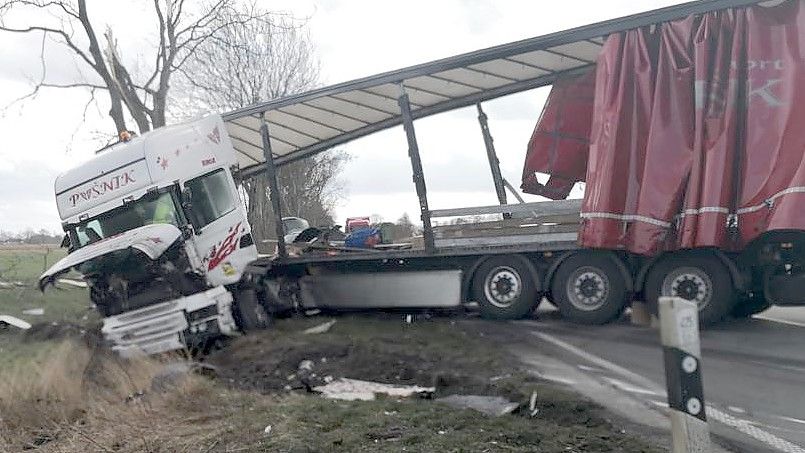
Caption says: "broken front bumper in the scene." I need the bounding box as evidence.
[101,286,238,357]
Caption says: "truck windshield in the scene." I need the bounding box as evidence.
[72,191,181,248]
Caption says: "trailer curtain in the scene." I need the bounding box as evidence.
[524,0,805,255]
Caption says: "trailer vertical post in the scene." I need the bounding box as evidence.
[260,117,288,259]
[659,297,710,453]
[398,86,436,253]
[476,104,510,216]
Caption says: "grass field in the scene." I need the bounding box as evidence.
[0,246,94,326]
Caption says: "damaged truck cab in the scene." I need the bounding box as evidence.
[40,115,259,356]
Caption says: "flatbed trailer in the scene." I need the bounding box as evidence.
[247,200,583,319]
[220,0,805,326]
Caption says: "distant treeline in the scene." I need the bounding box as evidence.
[0,229,62,245]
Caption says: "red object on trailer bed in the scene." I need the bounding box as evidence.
[524,0,805,256]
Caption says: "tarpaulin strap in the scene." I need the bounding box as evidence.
[728,16,749,241]
[736,186,805,214]
[580,212,672,228]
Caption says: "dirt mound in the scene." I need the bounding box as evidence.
[22,321,102,346]
[209,316,519,396]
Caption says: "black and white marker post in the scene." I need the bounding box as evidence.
[659,296,710,453]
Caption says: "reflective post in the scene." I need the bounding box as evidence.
[659,297,710,453]
[260,117,288,260]
[398,86,436,253]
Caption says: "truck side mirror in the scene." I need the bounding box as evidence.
[60,234,71,250]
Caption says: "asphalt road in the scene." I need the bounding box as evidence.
[520,305,805,453]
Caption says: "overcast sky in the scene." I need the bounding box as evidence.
[0,0,685,233]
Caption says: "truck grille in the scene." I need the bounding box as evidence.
[103,301,188,356]
[100,286,237,357]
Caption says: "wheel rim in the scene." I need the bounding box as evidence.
[565,266,610,311]
[484,266,523,308]
[661,266,713,310]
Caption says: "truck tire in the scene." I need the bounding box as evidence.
[234,288,270,332]
[645,252,736,326]
[471,255,540,320]
[551,251,628,325]
[731,293,770,318]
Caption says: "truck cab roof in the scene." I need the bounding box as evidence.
[55,114,235,223]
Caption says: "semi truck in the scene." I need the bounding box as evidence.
[40,0,805,356]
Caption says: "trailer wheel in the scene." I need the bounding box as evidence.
[645,253,736,325]
[233,288,270,332]
[471,255,539,320]
[551,252,628,324]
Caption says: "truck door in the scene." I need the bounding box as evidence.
[183,167,257,286]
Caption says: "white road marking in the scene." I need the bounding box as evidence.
[530,331,661,390]
[776,416,805,426]
[577,364,604,372]
[728,406,747,414]
[537,374,577,386]
[601,376,664,396]
[531,330,805,453]
[754,315,805,328]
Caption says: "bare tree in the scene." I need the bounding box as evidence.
[176,8,347,244]
[0,0,276,134]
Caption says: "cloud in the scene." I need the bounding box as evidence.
[0,161,61,231]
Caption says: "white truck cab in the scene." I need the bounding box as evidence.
[40,114,260,356]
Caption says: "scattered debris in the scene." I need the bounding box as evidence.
[435,395,519,417]
[57,278,88,288]
[263,425,272,436]
[298,359,314,371]
[303,320,336,334]
[0,281,26,289]
[313,378,435,401]
[489,373,512,382]
[529,391,540,417]
[0,315,32,330]
[22,308,44,316]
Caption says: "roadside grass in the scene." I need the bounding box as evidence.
[0,316,663,452]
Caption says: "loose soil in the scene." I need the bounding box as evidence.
[207,314,663,452]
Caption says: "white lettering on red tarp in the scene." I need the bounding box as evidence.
[694,77,785,112]
[68,170,137,207]
[747,78,784,107]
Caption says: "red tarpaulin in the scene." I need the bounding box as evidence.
[523,0,805,255]
[521,70,596,200]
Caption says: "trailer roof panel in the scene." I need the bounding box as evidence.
[222,0,764,179]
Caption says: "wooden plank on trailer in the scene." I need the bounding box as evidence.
[430,199,582,218]
[435,223,579,239]
[435,232,579,248]
[433,213,580,234]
